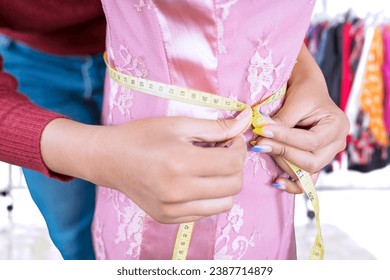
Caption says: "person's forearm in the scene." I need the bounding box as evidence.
[288,43,327,87]
[41,109,253,224]
[40,118,100,182]
[0,63,71,180]
[279,43,334,126]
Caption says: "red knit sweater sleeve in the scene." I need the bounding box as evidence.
[0,56,72,181]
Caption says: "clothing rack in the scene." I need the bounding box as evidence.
[0,164,26,227]
[304,4,390,219]
[308,4,390,171]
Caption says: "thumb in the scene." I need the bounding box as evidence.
[186,107,252,143]
[271,103,299,128]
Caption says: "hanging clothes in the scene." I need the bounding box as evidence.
[340,20,354,112]
[382,26,390,134]
[318,23,344,106]
[308,12,390,173]
[359,26,388,147]
[348,25,389,172]
[314,22,329,65]
[349,19,365,79]
[307,22,326,58]
[346,20,375,140]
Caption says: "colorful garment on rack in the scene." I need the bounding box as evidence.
[349,20,365,78]
[317,23,344,106]
[382,26,390,135]
[359,27,389,147]
[347,24,389,172]
[308,15,390,172]
[348,112,375,166]
[340,20,353,112]
[347,110,389,172]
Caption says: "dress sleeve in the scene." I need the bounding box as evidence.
[0,56,72,181]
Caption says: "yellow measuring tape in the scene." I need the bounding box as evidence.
[104,53,324,260]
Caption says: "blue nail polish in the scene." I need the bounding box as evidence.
[259,110,276,124]
[251,146,263,152]
[251,145,272,153]
[260,110,271,121]
[272,183,286,190]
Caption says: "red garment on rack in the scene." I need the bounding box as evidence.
[340,21,353,112]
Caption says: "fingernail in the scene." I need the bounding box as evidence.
[260,111,276,124]
[250,140,257,146]
[272,182,286,190]
[252,127,274,138]
[220,140,232,147]
[236,107,251,120]
[251,145,272,153]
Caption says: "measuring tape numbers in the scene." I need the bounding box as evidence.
[104,53,324,260]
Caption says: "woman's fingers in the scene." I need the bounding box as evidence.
[253,118,347,155]
[272,172,319,195]
[157,196,235,224]
[253,137,344,174]
[187,135,247,176]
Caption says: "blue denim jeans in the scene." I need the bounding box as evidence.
[0,35,105,259]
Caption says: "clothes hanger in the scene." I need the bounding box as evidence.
[363,10,383,32]
[311,0,330,24]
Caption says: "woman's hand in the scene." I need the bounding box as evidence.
[41,108,252,224]
[252,44,350,194]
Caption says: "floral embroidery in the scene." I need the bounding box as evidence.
[107,45,148,124]
[227,204,244,232]
[92,215,106,260]
[216,0,239,54]
[247,151,277,177]
[214,203,256,259]
[112,83,134,119]
[107,79,135,125]
[110,190,146,258]
[134,0,152,12]
[247,35,286,103]
[116,45,148,77]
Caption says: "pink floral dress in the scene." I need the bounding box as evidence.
[92,0,315,260]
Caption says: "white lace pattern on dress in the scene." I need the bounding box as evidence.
[107,45,148,125]
[112,191,145,258]
[98,188,146,259]
[247,152,278,178]
[215,203,257,259]
[93,215,107,260]
[247,35,287,103]
[216,0,239,54]
[134,0,152,12]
